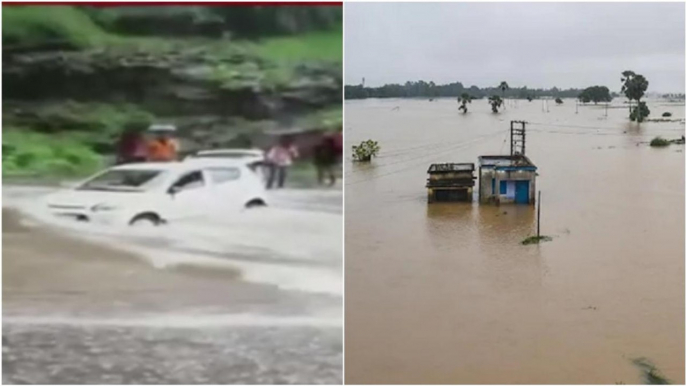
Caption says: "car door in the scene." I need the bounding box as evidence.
[204,166,247,210]
[165,170,212,219]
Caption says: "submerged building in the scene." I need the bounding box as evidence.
[426,163,476,203]
[478,155,537,205]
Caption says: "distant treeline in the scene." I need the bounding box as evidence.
[345,80,595,100]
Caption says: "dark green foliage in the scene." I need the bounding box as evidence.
[578,86,613,104]
[621,70,650,122]
[631,358,670,384]
[488,95,503,113]
[3,5,342,179]
[2,6,111,50]
[621,71,649,103]
[498,81,509,97]
[555,98,563,104]
[662,112,672,117]
[649,137,670,147]
[630,101,650,122]
[457,93,472,113]
[521,235,552,245]
[345,81,582,100]
[352,140,380,162]
[3,130,102,178]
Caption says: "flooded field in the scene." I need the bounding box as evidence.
[2,187,342,384]
[345,98,684,384]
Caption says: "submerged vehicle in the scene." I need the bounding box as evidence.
[184,148,268,181]
[45,160,267,226]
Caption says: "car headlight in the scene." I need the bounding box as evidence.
[91,203,119,212]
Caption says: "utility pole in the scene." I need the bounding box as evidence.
[510,120,526,156]
[537,191,541,237]
[575,99,578,114]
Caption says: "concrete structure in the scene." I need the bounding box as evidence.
[478,155,537,205]
[426,163,476,203]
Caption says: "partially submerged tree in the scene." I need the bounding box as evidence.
[578,85,613,104]
[498,81,509,97]
[498,81,509,109]
[352,140,380,162]
[457,93,472,113]
[488,95,503,113]
[555,98,563,104]
[630,101,650,123]
[621,70,649,122]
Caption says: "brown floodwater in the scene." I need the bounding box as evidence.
[344,98,685,384]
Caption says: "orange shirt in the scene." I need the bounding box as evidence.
[147,138,177,162]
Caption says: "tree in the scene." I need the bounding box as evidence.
[621,70,649,121]
[498,81,509,97]
[488,95,503,113]
[630,101,650,123]
[457,93,472,113]
[578,85,612,104]
[555,98,563,104]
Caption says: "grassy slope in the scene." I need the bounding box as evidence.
[3,6,342,178]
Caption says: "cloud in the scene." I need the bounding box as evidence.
[345,2,685,92]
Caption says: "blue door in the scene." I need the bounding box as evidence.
[515,180,529,204]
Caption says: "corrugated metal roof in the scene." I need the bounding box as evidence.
[427,163,475,173]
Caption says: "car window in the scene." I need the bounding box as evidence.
[79,170,165,191]
[170,171,205,191]
[207,167,241,184]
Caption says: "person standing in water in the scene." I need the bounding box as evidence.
[147,125,179,162]
[115,121,148,165]
[314,135,338,186]
[266,136,298,189]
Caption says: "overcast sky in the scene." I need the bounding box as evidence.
[345,2,685,93]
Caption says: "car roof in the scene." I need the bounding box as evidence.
[195,149,264,156]
[110,161,245,172]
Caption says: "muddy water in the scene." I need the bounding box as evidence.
[345,98,684,384]
[3,188,342,384]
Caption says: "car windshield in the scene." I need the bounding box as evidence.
[78,169,166,192]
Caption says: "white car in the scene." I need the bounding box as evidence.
[184,149,268,180]
[44,160,268,226]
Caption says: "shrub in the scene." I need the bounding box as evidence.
[649,137,670,147]
[662,112,672,117]
[352,140,380,162]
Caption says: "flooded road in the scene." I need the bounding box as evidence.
[3,187,342,384]
[345,98,684,384]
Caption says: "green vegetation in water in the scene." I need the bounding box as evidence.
[578,85,612,104]
[458,93,473,113]
[662,112,672,117]
[521,235,553,245]
[631,358,671,384]
[649,137,671,147]
[3,131,103,178]
[352,140,380,162]
[621,70,650,122]
[488,95,504,113]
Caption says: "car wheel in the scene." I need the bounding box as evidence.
[129,213,161,227]
[245,199,267,209]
